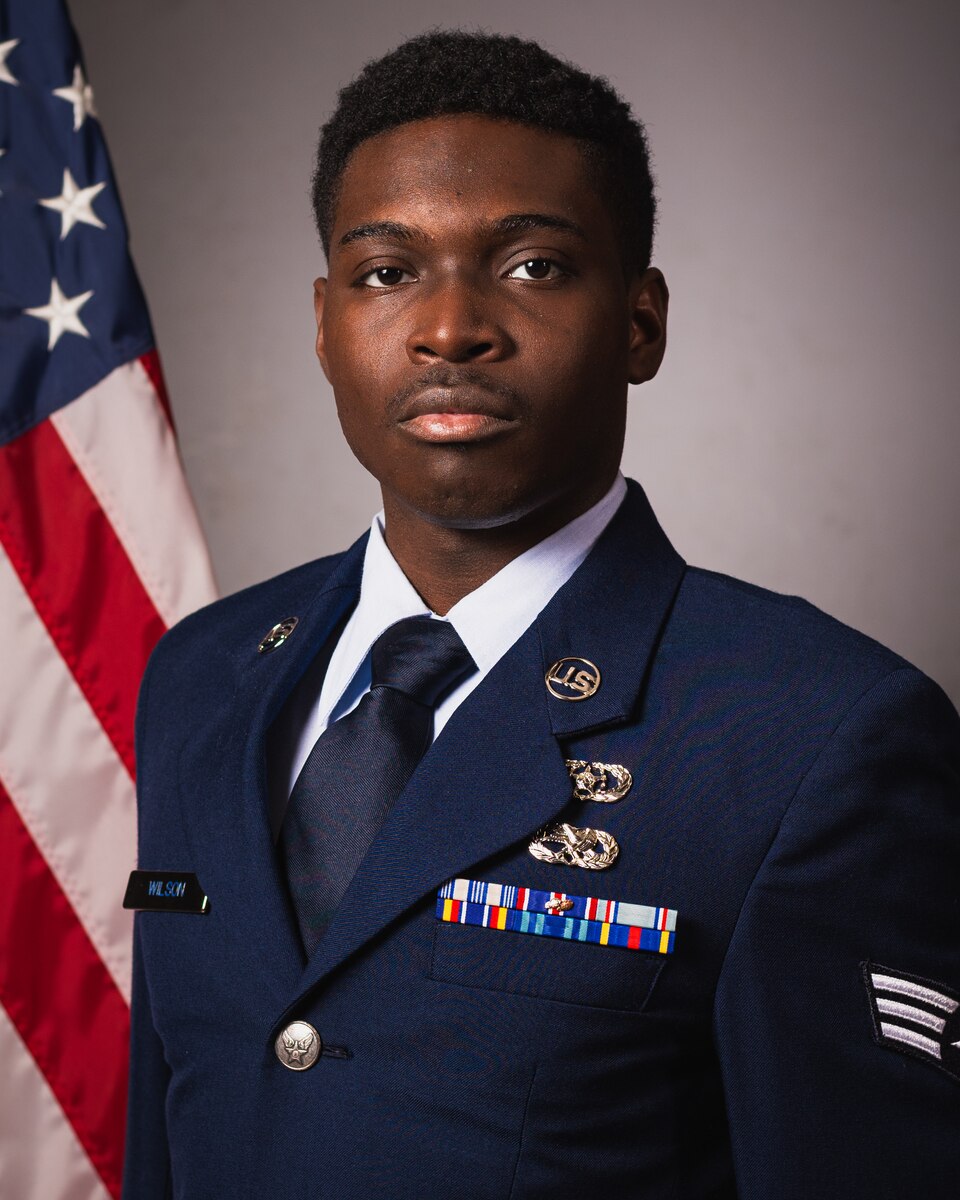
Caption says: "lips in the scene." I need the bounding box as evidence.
[395,384,518,444]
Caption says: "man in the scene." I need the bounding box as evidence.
[123,30,960,1199]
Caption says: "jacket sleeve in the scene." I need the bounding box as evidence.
[714,666,960,1198]
[121,917,171,1199]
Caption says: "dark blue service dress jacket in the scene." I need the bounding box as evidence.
[123,481,960,1199]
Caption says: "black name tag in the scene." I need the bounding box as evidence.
[123,871,210,914]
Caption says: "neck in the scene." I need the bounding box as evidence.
[381,477,617,615]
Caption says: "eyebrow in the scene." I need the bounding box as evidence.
[337,212,587,248]
[489,213,587,240]
[339,221,423,247]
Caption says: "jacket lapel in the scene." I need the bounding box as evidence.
[179,536,367,1000]
[283,481,686,1015]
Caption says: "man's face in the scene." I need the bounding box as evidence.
[316,114,667,532]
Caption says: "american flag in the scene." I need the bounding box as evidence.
[0,2,216,1196]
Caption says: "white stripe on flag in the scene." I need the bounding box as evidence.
[875,997,947,1034]
[871,972,959,1013]
[0,1004,111,1200]
[0,548,135,1000]
[50,359,217,627]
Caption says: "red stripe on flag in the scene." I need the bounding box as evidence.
[0,419,167,776]
[0,781,129,1199]
[138,349,174,430]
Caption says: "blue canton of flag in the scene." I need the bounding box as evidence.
[0,0,153,445]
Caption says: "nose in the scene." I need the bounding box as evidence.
[406,274,513,364]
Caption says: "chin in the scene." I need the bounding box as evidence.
[400,471,573,533]
[408,492,527,531]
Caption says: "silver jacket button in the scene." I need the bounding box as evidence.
[275,1020,322,1071]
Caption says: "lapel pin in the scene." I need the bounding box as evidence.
[566,759,632,802]
[545,657,601,701]
[258,616,299,654]
[528,822,619,870]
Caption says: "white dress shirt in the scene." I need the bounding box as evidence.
[287,474,627,794]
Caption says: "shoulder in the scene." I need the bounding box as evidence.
[159,549,349,659]
[136,542,362,729]
[674,564,911,675]
[654,565,957,754]
[611,481,933,711]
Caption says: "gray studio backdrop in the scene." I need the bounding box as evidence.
[72,0,959,705]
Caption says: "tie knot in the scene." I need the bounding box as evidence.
[370,615,476,707]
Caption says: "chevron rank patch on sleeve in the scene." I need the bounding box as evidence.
[863,962,960,1083]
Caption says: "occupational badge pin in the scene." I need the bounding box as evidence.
[565,759,632,802]
[545,657,601,701]
[258,616,299,654]
[528,822,619,870]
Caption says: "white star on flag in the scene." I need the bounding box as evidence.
[39,168,107,239]
[24,278,95,349]
[53,63,97,130]
[0,38,20,86]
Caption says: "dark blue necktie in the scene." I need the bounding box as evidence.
[281,615,476,956]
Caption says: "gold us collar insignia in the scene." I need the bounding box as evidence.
[529,822,619,870]
[566,759,632,803]
[545,657,601,701]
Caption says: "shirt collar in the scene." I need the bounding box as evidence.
[344,473,627,679]
[446,473,627,672]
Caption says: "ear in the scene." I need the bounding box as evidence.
[313,277,330,381]
[627,268,669,386]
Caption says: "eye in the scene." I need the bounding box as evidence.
[505,258,566,282]
[359,266,416,288]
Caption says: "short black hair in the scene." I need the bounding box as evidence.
[312,30,657,272]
